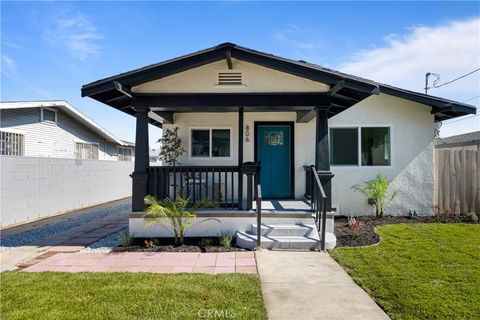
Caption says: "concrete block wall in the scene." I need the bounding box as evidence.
[0,156,133,228]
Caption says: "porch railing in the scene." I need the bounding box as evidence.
[304,165,327,251]
[146,163,260,210]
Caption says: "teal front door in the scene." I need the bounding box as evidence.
[256,124,292,199]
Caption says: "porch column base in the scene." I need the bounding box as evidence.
[131,172,148,212]
[317,171,334,211]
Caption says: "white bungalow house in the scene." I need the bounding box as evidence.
[81,43,476,250]
[0,100,135,161]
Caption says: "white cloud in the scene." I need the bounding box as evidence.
[1,54,17,76]
[338,18,480,99]
[337,18,480,137]
[46,12,103,60]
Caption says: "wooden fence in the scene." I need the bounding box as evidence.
[434,143,480,214]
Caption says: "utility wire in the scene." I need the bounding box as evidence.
[432,68,480,88]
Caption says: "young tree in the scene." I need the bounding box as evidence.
[158,127,186,165]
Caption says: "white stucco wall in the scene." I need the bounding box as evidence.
[0,156,134,228]
[329,93,435,216]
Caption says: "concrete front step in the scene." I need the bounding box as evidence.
[250,223,316,237]
[236,231,321,250]
[236,223,337,250]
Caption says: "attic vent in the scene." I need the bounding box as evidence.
[218,72,242,85]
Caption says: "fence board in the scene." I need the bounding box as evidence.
[434,144,479,214]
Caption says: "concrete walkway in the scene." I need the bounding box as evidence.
[256,251,390,320]
[21,252,256,274]
[1,199,130,271]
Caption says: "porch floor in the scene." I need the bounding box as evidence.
[252,199,312,213]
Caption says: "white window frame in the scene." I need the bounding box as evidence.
[0,129,25,156]
[188,127,233,160]
[41,107,58,124]
[329,125,393,168]
[74,140,100,160]
[118,146,133,161]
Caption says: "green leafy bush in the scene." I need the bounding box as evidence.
[352,174,398,218]
[219,232,234,247]
[143,195,219,246]
[118,231,135,247]
[467,212,478,223]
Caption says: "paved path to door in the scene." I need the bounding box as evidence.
[256,251,390,320]
[21,252,257,274]
[1,198,130,271]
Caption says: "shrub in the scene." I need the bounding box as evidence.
[467,212,479,223]
[118,231,135,247]
[348,216,361,239]
[144,239,158,248]
[219,232,234,247]
[352,174,398,218]
[143,195,219,246]
[199,238,214,248]
[157,127,186,165]
[408,210,418,219]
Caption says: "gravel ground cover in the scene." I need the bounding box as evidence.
[80,228,126,253]
[0,200,130,248]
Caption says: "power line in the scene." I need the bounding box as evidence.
[462,95,480,103]
[442,113,479,125]
[433,68,480,88]
[425,68,480,94]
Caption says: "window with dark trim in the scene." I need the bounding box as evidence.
[191,128,231,158]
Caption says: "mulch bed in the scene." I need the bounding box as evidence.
[335,214,477,248]
[112,237,247,253]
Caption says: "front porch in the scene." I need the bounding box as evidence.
[81,43,382,250]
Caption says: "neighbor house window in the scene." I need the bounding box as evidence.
[118,147,132,161]
[191,128,231,158]
[41,108,57,123]
[330,127,391,166]
[75,142,99,160]
[0,131,24,156]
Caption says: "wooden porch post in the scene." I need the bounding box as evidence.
[238,108,244,210]
[131,107,150,212]
[315,107,334,210]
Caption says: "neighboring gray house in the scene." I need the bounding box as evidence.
[0,100,134,161]
[435,131,480,148]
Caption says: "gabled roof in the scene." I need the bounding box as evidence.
[81,42,476,123]
[0,100,127,146]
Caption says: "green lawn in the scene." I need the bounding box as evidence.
[330,223,480,320]
[0,272,267,320]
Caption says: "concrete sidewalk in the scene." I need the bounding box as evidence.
[256,251,390,320]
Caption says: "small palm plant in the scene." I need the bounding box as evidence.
[352,174,398,218]
[143,195,219,246]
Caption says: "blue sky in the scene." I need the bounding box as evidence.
[2,1,479,146]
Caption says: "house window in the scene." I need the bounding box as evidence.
[0,131,24,156]
[41,108,57,123]
[361,127,390,166]
[330,127,391,166]
[118,147,133,161]
[75,142,99,160]
[330,128,358,165]
[191,128,231,158]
